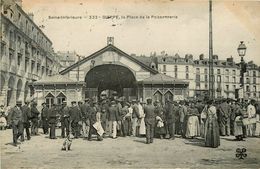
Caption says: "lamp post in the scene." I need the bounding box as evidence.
[237,41,247,102]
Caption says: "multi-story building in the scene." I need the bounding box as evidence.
[0,0,61,106]
[134,53,260,101]
[57,51,84,71]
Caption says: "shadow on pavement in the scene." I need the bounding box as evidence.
[133,139,147,144]
[183,138,206,147]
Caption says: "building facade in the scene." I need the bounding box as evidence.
[0,1,61,106]
[139,53,260,101]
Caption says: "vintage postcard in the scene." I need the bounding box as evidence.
[0,0,260,168]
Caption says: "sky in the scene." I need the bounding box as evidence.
[20,0,260,65]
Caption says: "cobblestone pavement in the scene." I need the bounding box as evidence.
[1,129,260,169]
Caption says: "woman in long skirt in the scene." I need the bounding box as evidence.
[185,102,200,138]
[233,102,244,141]
[205,100,220,148]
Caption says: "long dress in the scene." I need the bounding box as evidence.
[185,108,200,138]
[138,105,146,135]
[205,105,220,148]
[233,105,243,137]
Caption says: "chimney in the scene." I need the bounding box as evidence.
[107,37,114,45]
[15,0,22,7]
[28,13,34,20]
[226,57,233,62]
[199,54,204,60]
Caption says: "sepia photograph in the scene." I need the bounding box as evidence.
[0,0,260,168]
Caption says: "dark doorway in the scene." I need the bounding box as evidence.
[85,64,136,100]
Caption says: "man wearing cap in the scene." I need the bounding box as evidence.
[8,101,23,146]
[108,100,119,139]
[41,103,49,135]
[60,101,70,138]
[218,99,231,136]
[31,102,40,135]
[70,101,82,139]
[165,99,176,140]
[144,98,156,144]
[48,104,58,139]
[21,101,31,141]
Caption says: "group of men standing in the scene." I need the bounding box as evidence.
[6,97,260,147]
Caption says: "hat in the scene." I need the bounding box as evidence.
[41,102,46,105]
[16,101,22,105]
[84,98,90,102]
[71,101,76,104]
[131,99,137,103]
[111,101,116,105]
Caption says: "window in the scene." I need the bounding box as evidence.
[17,36,21,47]
[225,76,229,83]
[31,61,35,73]
[232,77,236,83]
[17,54,22,66]
[204,68,208,74]
[246,78,250,84]
[226,85,229,91]
[45,93,54,108]
[196,74,200,81]
[232,70,236,75]
[163,65,166,72]
[217,69,220,74]
[186,66,189,72]
[57,92,66,105]
[233,85,236,90]
[37,63,40,74]
[217,75,221,83]
[253,86,256,92]
[196,68,200,74]
[25,59,29,72]
[174,65,178,72]
[246,86,250,92]
[41,66,45,75]
[253,71,256,77]
[186,73,189,79]
[225,69,229,75]
[253,78,256,84]
[205,75,208,82]
[205,83,208,89]
[196,82,200,89]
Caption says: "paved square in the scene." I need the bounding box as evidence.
[1,129,260,169]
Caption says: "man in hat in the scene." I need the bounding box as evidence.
[21,101,31,141]
[70,101,82,139]
[60,101,70,138]
[108,100,119,139]
[41,102,49,135]
[144,98,156,144]
[31,102,40,135]
[179,100,188,137]
[8,101,23,146]
[48,104,58,139]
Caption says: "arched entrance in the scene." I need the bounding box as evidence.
[0,74,5,95]
[85,64,136,100]
[16,79,23,101]
[7,76,15,106]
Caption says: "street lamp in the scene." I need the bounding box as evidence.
[237,41,247,101]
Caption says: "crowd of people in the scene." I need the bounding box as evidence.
[0,97,260,148]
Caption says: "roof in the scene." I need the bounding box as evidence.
[32,74,84,85]
[59,44,158,75]
[138,73,189,85]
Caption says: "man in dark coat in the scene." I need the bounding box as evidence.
[48,104,58,139]
[144,98,156,144]
[21,101,31,141]
[8,101,24,146]
[70,101,82,139]
[165,99,176,140]
[41,102,49,135]
[218,99,231,136]
[60,101,70,138]
[31,102,40,135]
[80,99,89,138]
